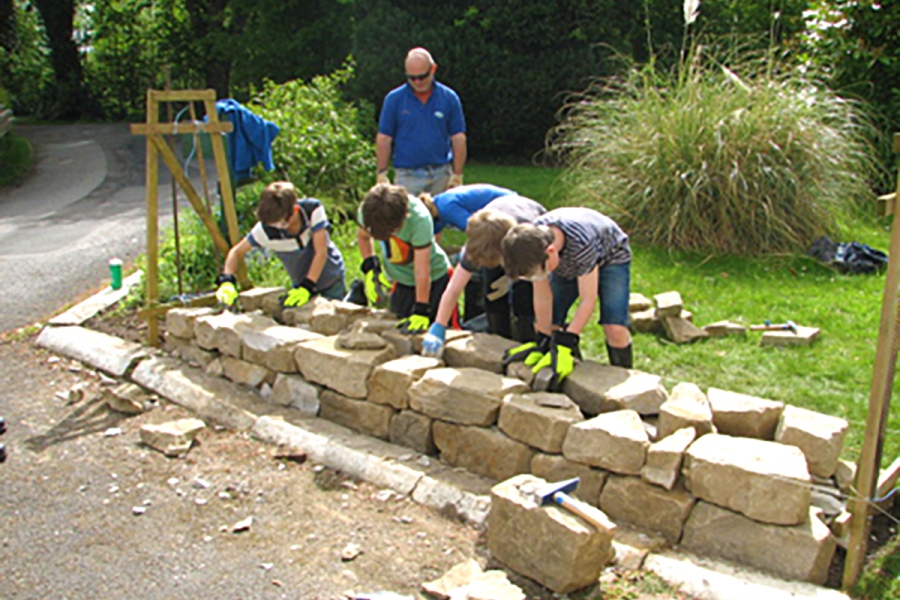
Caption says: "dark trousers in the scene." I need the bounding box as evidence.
[389,274,450,321]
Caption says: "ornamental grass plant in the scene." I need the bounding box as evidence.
[548,44,884,255]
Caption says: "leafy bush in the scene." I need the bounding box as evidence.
[249,62,376,220]
[548,43,883,255]
[0,3,55,117]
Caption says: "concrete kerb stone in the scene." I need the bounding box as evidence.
[36,325,149,377]
[40,290,855,599]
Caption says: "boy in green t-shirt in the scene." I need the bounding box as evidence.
[356,183,451,333]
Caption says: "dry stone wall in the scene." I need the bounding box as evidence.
[161,291,850,585]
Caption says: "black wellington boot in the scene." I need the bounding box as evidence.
[606,343,633,369]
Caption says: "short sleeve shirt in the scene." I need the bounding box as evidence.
[432,184,515,233]
[378,81,466,169]
[358,196,450,287]
[533,207,631,279]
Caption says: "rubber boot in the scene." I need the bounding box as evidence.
[607,343,633,369]
[0,443,6,463]
[510,316,535,343]
[0,416,6,435]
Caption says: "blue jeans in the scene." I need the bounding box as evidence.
[395,164,452,196]
[551,262,631,327]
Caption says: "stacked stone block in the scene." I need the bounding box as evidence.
[158,297,850,584]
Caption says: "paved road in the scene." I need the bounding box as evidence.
[0,124,206,333]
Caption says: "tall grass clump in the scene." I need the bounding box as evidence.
[548,39,883,255]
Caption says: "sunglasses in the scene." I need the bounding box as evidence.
[406,70,431,82]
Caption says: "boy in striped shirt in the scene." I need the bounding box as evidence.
[500,207,633,390]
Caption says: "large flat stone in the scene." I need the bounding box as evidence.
[562,361,668,416]
[408,368,528,426]
[195,311,278,358]
[164,306,218,339]
[707,387,784,440]
[294,335,395,399]
[433,422,535,482]
[443,332,519,374]
[488,474,615,594]
[562,410,650,475]
[163,335,217,368]
[498,392,584,453]
[599,475,695,543]
[220,356,275,388]
[270,373,320,414]
[319,389,395,440]
[681,502,836,585]
[683,434,811,525]
[36,326,148,377]
[242,324,322,373]
[389,410,436,455]
[775,405,848,478]
[238,286,284,312]
[368,355,442,409]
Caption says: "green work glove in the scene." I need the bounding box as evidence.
[215,274,238,306]
[502,332,551,369]
[362,256,391,307]
[398,302,431,335]
[282,278,318,308]
[532,330,581,390]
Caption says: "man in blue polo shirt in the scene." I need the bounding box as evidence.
[376,47,467,196]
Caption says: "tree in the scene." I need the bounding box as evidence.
[0,0,14,52]
[34,0,90,118]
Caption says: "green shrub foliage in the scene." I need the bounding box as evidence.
[548,45,883,255]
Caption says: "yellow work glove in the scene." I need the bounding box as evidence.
[361,256,391,307]
[531,330,581,391]
[398,302,431,335]
[448,172,464,188]
[215,274,238,306]
[502,332,551,369]
[281,278,317,308]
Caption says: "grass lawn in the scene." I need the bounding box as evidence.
[0,132,33,188]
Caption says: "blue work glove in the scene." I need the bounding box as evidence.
[215,273,238,306]
[282,278,318,308]
[361,256,391,307]
[422,322,447,358]
[398,302,431,335]
[532,330,581,390]
[502,332,551,369]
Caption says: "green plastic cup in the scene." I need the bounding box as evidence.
[109,258,123,290]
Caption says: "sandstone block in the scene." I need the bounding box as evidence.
[309,300,349,335]
[834,459,857,494]
[530,453,608,506]
[505,361,535,386]
[488,474,615,594]
[270,373,320,414]
[642,427,696,490]
[165,306,217,339]
[630,308,661,334]
[389,410,436,455]
[562,361,668,415]
[336,330,387,350]
[140,418,206,456]
[661,316,709,344]
[760,326,820,347]
[238,287,284,313]
[681,502,836,585]
[368,355,442,409]
[294,336,395,399]
[195,311,278,357]
[164,335,217,368]
[433,422,534,481]
[654,291,683,317]
[629,293,652,312]
[443,333,520,374]
[657,382,714,439]
[261,289,288,321]
[498,392,584,453]
[423,559,525,600]
[562,410,649,475]
[683,434,811,525]
[408,367,528,426]
[319,389,395,440]
[707,387,784,439]
[102,382,153,415]
[242,324,322,373]
[220,356,275,388]
[775,405,848,478]
[702,320,747,338]
[599,475,695,543]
